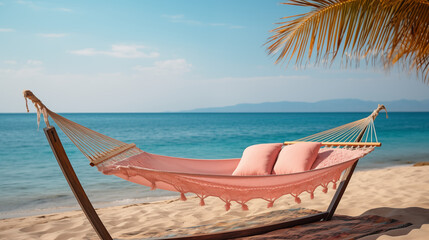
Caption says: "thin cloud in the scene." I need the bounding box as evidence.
[27,60,43,65]
[0,28,15,32]
[162,14,244,29]
[3,60,17,64]
[55,7,72,12]
[2,60,42,65]
[38,33,67,38]
[209,23,245,29]
[229,25,245,29]
[16,0,39,9]
[162,14,202,25]
[70,44,160,59]
[163,14,184,20]
[0,67,43,77]
[16,1,72,12]
[134,59,192,75]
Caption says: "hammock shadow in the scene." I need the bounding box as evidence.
[358,207,429,239]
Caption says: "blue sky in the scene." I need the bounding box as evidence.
[1,0,429,112]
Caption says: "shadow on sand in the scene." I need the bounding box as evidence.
[360,207,429,239]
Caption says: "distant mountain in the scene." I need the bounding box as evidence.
[185,99,429,112]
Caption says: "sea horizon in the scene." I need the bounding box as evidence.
[2,110,429,114]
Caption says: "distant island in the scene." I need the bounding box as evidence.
[185,99,429,112]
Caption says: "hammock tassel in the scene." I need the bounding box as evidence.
[267,201,274,208]
[225,202,231,211]
[294,196,301,204]
[241,203,249,211]
[23,90,50,128]
[180,193,187,201]
[150,182,157,190]
[310,191,314,200]
[199,198,205,206]
[332,182,337,190]
[322,186,328,193]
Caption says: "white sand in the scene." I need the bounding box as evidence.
[1,165,428,240]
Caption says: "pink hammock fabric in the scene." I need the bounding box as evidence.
[99,147,373,210]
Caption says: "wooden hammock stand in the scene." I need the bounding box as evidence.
[44,126,380,240]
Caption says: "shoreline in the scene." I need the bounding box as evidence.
[1,165,428,239]
[0,195,179,220]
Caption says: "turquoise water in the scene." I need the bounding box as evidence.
[1,112,428,218]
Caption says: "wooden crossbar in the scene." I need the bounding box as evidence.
[89,143,136,166]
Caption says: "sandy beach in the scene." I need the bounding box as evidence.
[1,165,428,240]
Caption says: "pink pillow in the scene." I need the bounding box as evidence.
[273,142,322,174]
[232,143,283,176]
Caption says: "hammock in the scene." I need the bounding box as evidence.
[23,90,387,239]
[23,90,387,208]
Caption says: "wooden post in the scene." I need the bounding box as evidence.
[44,127,112,240]
[355,126,368,143]
[324,123,368,221]
[324,161,358,220]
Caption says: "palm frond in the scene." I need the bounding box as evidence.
[267,0,429,83]
[386,0,429,81]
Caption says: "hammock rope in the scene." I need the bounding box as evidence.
[296,104,387,144]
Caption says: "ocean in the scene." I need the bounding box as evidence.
[1,112,428,219]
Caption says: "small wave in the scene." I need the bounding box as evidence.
[93,195,177,209]
[35,194,69,201]
[0,195,177,219]
[0,205,81,219]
